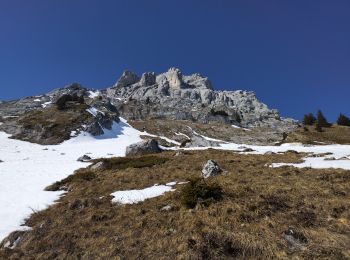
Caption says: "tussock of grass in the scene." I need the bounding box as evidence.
[180,177,223,208]
[45,169,96,191]
[94,155,169,171]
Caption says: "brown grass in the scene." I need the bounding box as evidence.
[10,103,93,145]
[286,125,350,144]
[1,150,350,259]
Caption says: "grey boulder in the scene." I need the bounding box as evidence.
[201,160,222,178]
[125,139,162,156]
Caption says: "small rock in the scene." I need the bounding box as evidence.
[125,139,162,156]
[201,160,222,178]
[286,150,299,154]
[0,231,24,249]
[77,155,92,162]
[242,148,255,152]
[0,160,3,163]
[91,161,105,171]
[175,151,184,156]
[264,151,275,155]
[283,228,307,249]
[337,156,350,160]
[160,205,173,211]
[324,157,336,161]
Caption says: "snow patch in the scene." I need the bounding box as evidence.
[0,118,142,241]
[88,90,100,98]
[111,184,175,204]
[41,101,52,108]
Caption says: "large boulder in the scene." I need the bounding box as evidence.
[201,160,222,178]
[125,139,162,156]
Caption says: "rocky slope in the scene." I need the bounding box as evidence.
[0,68,298,145]
[0,84,119,144]
[107,67,297,131]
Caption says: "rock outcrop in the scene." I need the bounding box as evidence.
[201,160,222,178]
[0,84,120,144]
[106,68,297,131]
[125,139,162,156]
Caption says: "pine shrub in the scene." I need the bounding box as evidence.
[337,113,350,126]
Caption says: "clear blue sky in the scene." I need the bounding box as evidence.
[1,0,349,121]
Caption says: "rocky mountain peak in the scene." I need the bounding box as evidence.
[106,67,297,130]
[114,70,140,88]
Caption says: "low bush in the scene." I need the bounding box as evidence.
[96,155,168,171]
[180,177,223,208]
[337,113,350,126]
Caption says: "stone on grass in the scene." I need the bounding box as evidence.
[201,160,222,178]
[160,205,173,211]
[90,161,105,171]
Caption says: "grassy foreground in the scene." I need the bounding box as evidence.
[1,150,349,259]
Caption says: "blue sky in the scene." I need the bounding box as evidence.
[1,0,349,121]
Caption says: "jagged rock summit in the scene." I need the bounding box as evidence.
[0,67,298,145]
[106,67,296,131]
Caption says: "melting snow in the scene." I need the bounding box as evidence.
[111,183,175,204]
[1,116,350,241]
[0,118,142,241]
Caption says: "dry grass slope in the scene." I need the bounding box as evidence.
[1,150,350,259]
[286,125,350,145]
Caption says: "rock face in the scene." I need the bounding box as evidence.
[201,160,222,178]
[106,68,297,131]
[125,139,162,156]
[0,67,298,145]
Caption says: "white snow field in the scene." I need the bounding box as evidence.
[1,118,350,241]
[0,118,142,241]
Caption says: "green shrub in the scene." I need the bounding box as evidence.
[317,110,332,127]
[337,113,350,126]
[303,113,316,125]
[180,177,223,208]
